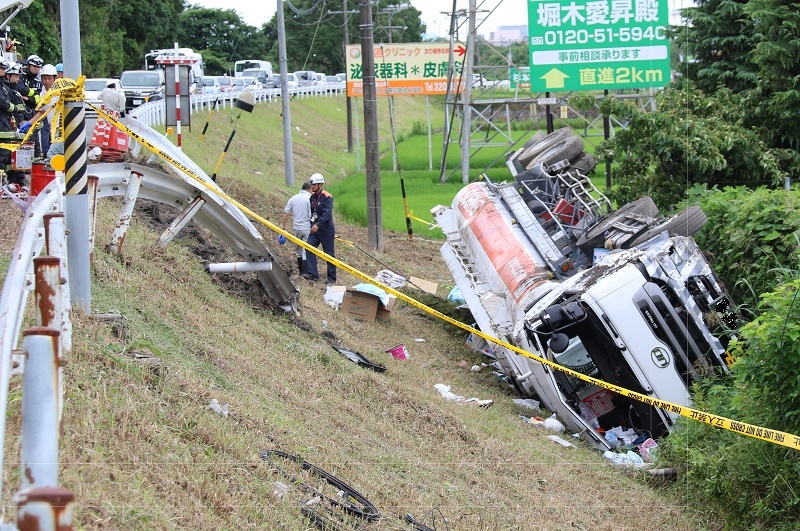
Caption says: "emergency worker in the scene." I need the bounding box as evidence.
[55,63,63,78]
[1,62,28,188]
[302,173,337,283]
[281,181,312,276]
[36,63,57,155]
[17,55,43,156]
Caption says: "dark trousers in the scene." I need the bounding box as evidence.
[306,229,336,281]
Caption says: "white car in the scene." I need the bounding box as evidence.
[84,78,124,107]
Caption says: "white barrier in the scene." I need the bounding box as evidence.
[131,84,345,128]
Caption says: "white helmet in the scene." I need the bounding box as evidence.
[41,64,57,76]
[309,173,325,184]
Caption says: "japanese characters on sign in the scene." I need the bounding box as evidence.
[527,0,671,92]
[345,43,467,97]
[510,67,531,90]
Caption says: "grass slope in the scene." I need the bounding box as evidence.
[0,94,717,529]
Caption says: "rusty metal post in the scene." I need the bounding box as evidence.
[19,327,61,492]
[87,175,99,262]
[33,255,67,425]
[108,171,143,255]
[16,486,75,531]
[155,195,206,248]
[43,213,72,358]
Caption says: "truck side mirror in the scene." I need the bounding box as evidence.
[549,332,569,354]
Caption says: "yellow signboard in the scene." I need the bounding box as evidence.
[345,42,467,97]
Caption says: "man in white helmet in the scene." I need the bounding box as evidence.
[302,173,337,283]
[280,180,312,276]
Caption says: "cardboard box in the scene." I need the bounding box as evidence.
[375,295,397,322]
[342,289,395,322]
[408,276,439,295]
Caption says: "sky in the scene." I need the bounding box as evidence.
[192,0,690,39]
[192,0,529,38]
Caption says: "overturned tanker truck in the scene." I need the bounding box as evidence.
[432,128,736,449]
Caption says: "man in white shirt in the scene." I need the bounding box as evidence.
[100,82,125,118]
[281,181,312,276]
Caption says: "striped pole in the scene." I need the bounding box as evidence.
[175,62,181,149]
[61,0,91,311]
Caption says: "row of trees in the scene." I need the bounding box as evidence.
[11,0,425,78]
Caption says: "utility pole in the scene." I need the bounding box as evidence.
[460,0,476,184]
[277,0,295,186]
[61,0,91,310]
[344,0,353,153]
[359,0,383,251]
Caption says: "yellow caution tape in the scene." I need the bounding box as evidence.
[0,76,85,151]
[91,107,800,451]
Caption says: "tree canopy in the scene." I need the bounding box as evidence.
[7,0,424,77]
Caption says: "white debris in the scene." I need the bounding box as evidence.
[207,398,229,417]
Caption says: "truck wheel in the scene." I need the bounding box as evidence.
[577,196,660,246]
[522,130,546,150]
[527,136,584,169]
[518,127,572,167]
[628,205,707,247]
[569,152,596,175]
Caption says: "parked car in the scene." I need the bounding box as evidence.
[335,72,346,82]
[120,69,165,111]
[325,75,344,93]
[271,73,299,90]
[233,76,262,92]
[241,68,270,87]
[293,70,317,87]
[197,76,222,95]
[218,76,235,92]
[84,77,124,107]
[314,72,327,85]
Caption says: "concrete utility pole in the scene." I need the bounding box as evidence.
[277,0,295,186]
[344,0,353,153]
[61,0,91,311]
[359,0,383,252]
[460,0,476,184]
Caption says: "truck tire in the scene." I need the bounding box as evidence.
[576,196,659,247]
[526,136,584,169]
[569,152,596,175]
[518,127,572,167]
[627,205,707,247]
[522,130,547,150]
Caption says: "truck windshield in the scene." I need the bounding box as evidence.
[121,73,159,86]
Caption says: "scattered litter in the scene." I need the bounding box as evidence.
[543,414,565,433]
[433,384,493,408]
[374,269,406,288]
[323,285,346,309]
[447,286,465,304]
[457,360,468,367]
[470,365,481,372]
[414,338,425,343]
[333,347,386,372]
[87,146,102,161]
[638,438,659,463]
[273,481,289,497]
[207,398,229,417]
[603,450,648,469]
[385,344,409,360]
[352,283,389,307]
[512,398,541,410]
[547,435,574,448]
[255,171,264,176]
[604,426,638,447]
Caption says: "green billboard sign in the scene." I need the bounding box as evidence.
[527,0,670,92]
[510,67,531,89]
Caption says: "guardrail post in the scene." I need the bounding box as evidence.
[18,327,62,492]
[108,171,143,255]
[155,195,206,248]
[42,213,72,357]
[33,255,67,425]
[86,175,99,262]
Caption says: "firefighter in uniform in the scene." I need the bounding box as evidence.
[302,173,337,283]
[1,62,28,189]
[17,55,43,157]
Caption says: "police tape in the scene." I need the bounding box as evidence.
[0,75,85,151]
[90,106,800,451]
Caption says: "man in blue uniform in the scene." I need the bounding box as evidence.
[302,173,337,283]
